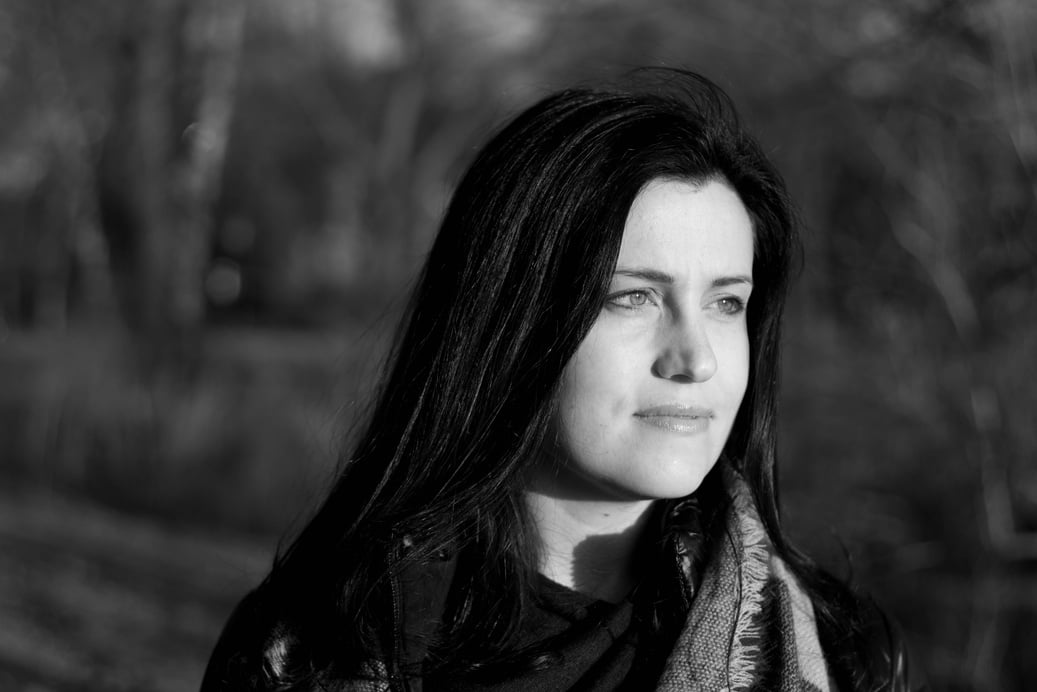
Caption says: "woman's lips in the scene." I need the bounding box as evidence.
[633,405,713,434]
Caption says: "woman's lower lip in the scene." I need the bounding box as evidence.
[633,414,709,434]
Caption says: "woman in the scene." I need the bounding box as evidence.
[203,71,920,691]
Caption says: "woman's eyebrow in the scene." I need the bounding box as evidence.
[613,267,753,288]
[712,275,753,288]
[613,267,674,283]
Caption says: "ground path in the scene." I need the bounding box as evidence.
[0,488,273,691]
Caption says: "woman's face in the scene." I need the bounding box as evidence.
[543,178,753,502]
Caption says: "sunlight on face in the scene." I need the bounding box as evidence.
[544,178,754,502]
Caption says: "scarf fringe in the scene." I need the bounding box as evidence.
[772,558,831,690]
[655,466,831,692]
[727,480,771,691]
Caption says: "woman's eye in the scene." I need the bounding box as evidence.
[714,296,746,316]
[607,290,654,310]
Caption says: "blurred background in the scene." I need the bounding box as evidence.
[1,0,1035,689]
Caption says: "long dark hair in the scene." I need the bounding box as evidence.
[248,70,879,689]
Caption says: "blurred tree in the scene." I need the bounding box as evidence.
[0,0,118,329]
[764,2,1037,688]
[99,0,246,366]
[1,0,1035,687]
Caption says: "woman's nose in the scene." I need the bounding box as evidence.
[651,318,718,383]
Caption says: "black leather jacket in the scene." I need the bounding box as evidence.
[201,543,927,692]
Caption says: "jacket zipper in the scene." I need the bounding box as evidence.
[387,540,408,692]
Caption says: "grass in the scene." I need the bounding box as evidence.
[0,324,390,537]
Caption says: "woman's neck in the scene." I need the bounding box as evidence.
[525,488,655,603]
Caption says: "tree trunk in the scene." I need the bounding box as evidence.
[109,0,246,369]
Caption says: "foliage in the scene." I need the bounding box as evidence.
[1,0,1035,689]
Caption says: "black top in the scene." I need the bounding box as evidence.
[426,575,680,691]
[201,525,927,691]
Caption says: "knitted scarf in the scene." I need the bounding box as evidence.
[655,467,832,692]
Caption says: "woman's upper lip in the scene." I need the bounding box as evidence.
[634,404,714,418]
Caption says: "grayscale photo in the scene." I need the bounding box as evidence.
[1,1,1034,690]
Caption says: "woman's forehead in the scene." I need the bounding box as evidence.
[616,179,754,281]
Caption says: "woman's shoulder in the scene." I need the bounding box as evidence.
[200,546,460,691]
[200,586,307,691]
[201,586,382,691]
